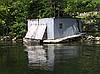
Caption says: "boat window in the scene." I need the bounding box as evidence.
[59,23,63,29]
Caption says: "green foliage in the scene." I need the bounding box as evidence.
[10,22,26,38]
[28,0,53,18]
[64,0,96,17]
[0,0,29,38]
[95,0,100,4]
[77,12,100,36]
[28,0,65,18]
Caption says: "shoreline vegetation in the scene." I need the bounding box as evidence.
[0,0,100,43]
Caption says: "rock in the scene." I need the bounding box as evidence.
[1,36,11,41]
[12,37,23,42]
[12,37,17,41]
[86,35,95,41]
[95,37,100,41]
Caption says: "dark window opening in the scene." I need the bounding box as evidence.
[59,23,63,29]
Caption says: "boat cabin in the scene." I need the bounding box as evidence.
[24,18,83,43]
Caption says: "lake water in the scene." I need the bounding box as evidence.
[0,41,100,74]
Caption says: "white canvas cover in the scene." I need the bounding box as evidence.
[25,25,38,39]
[35,24,46,39]
[25,24,46,40]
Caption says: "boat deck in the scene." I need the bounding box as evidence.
[43,33,85,43]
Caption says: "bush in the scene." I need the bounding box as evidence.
[10,22,26,39]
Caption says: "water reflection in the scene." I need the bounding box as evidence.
[25,44,79,71]
[0,43,27,74]
[78,45,100,74]
[0,42,100,74]
[25,44,54,71]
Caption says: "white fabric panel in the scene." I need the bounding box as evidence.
[25,25,38,39]
[35,24,46,40]
[25,24,46,40]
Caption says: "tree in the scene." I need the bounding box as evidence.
[64,0,96,17]
[28,0,65,18]
[28,0,52,18]
[0,0,30,38]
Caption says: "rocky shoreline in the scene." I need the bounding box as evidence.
[0,36,23,43]
[82,35,100,41]
[1,35,100,43]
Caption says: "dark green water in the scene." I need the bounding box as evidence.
[0,41,100,74]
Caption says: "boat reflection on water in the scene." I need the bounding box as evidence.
[25,44,79,71]
[25,44,55,71]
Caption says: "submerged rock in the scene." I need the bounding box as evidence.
[12,37,17,41]
[86,35,95,41]
[0,36,11,41]
[95,37,100,41]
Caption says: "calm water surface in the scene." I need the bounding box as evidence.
[0,41,100,74]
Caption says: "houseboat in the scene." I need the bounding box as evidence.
[23,18,84,44]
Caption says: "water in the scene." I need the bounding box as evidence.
[0,41,100,74]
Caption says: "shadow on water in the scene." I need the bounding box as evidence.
[0,41,100,74]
